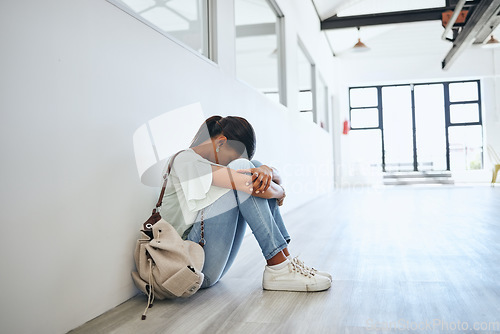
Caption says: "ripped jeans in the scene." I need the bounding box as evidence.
[186,159,290,288]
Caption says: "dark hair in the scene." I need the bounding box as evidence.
[190,116,256,159]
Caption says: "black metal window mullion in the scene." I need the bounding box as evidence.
[443,83,451,171]
[477,80,483,124]
[410,84,418,172]
[449,100,480,105]
[477,80,484,168]
[377,86,385,173]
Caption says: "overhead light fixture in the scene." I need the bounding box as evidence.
[483,35,500,48]
[352,26,369,52]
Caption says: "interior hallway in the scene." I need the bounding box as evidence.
[71,185,500,333]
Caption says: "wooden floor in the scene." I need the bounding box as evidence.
[71,185,500,334]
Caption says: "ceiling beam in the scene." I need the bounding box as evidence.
[320,2,481,30]
[321,7,452,30]
[446,0,462,7]
[442,0,500,70]
[473,12,500,44]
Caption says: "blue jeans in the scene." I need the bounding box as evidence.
[186,159,290,288]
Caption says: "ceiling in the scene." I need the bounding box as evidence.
[312,0,446,20]
[311,0,358,20]
[232,0,500,74]
[325,20,453,58]
[313,0,500,66]
[315,0,447,56]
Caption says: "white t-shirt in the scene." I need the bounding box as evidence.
[159,149,231,236]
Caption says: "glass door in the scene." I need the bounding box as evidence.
[414,84,447,171]
[382,86,414,172]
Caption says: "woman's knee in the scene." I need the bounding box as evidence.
[251,160,263,168]
[228,158,255,170]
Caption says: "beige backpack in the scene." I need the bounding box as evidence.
[131,151,205,320]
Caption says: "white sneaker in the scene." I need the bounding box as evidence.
[262,260,331,292]
[288,256,333,281]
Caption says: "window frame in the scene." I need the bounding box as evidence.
[234,0,286,105]
[348,79,483,172]
[297,38,316,122]
[267,0,286,106]
[106,0,218,63]
[317,74,330,132]
[349,86,382,131]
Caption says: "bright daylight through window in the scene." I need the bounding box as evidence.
[107,0,213,59]
[349,80,483,172]
[235,0,283,104]
[297,42,315,122]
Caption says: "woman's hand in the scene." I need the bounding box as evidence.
[212,166,284,200]
[237,165,274,194]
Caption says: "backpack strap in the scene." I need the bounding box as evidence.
[143,150,184,232]
[155,150,185,209]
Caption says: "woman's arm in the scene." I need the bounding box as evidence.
[211,165,284,200]
[237,165,282,192]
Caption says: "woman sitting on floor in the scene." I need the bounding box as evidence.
[161,115,332,291]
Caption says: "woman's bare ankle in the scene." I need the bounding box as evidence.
[283,247,290,257]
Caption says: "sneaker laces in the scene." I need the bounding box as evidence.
[289,259,314,278]
[291,256,318,275]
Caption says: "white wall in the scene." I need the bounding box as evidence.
[334,42,500,185]
[0,0,335,333]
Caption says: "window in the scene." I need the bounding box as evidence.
[107,0,215,59]
[349,87,379,129]
[350,108,379,128]
[446,80,483,170]
[450,104,480,124]
[298,41,315,122]
[382,86,414,172]
[449,125,483,170]
[414,84,447,171]
[350,87,378,108]
[349,129,383,170]
[235,0,284,104]
[449,82,478,102]
[348,86,383,170]
[348,80,483,172]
